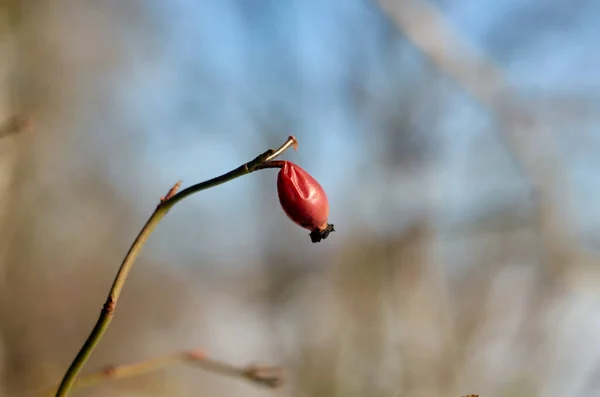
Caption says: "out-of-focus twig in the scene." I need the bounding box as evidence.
[374,0,576,279]
[43,349,283,396]
[53,136,298,397]
[374,2,582,394]
[374,0,565,195]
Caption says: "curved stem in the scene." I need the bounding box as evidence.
[255,160,286,170]
[53,136,297,397]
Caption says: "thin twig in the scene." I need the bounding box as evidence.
[43,349,283,396]
[53,136,298,397]
[374,0,577,289]
[374,0,566,195]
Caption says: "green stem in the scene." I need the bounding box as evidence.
[53,136,297,397]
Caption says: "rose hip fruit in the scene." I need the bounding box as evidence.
[276,161,335,243]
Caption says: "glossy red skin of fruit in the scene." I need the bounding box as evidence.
[277,161,329,232]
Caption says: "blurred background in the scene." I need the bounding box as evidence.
[1,0,599,396]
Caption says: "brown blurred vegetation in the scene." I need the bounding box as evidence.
[1,1,599,397]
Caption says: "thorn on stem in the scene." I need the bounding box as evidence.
[161,181,182,202]
[102,297,116,315]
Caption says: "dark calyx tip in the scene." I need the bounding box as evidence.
[309,224,335,243]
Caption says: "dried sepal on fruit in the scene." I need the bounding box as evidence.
[275,161,334,243]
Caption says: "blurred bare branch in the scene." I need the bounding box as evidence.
[42,348,283,396]
[373,0,580,283]
[374,0,564,191]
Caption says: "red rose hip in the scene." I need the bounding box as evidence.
[276,161,335,243]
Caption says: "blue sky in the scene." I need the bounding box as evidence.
[97,0,600,261]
